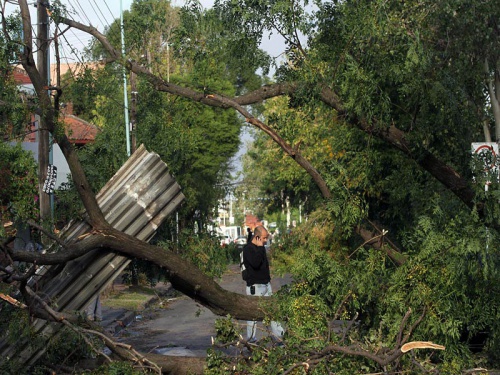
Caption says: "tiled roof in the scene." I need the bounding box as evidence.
[12,67,31,85]
[12,66,99,144]
[63,115,99,144]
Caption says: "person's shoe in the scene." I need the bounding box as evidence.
[271,336,285,347]
[247,337,257,343]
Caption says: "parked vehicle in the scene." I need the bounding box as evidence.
[220,235,233,246]
[234,236,247,249]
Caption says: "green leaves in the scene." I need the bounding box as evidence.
[0,143,38,226]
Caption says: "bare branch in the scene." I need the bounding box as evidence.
[396,308,413,347]
[22,285,162,372]
[401,307,427,346]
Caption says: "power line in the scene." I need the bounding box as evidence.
[101,0,116,20]
[66,0,92,25]
[93,0,114,28]
[87,0,107,29]
[48,1,133,117]
[59,32,84,65]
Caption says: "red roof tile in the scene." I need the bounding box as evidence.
[12,67,32,85]
[245,214,264,230]
[63,115,99,144]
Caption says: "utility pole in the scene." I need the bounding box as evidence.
[37,0,51,228]
[120,0,131,156]
[130,71,137,153]
[286,196,290,229]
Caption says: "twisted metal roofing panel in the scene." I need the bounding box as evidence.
[0,144,184,366]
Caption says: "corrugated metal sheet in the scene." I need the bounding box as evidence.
[0,144,184,366]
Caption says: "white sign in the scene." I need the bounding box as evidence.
[472,142,499,190]
[472,142,498,172]
[42,164,57,194]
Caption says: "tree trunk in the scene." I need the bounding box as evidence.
[36,1,51,233]
[485,59,500,141]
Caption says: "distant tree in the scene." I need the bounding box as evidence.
[0,15,31,142]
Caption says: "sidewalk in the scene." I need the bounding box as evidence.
[99,264,291,357]
[100,281,174,335]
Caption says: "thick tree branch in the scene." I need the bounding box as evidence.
[57,15,483,221]
[54,15,420,267]
[8,228,270,321]
[57,16,331,199]
[485,59,500,140]
[97,229,272,321]
[206,93,331,198]
[357,226,407,266]
[9,232,104,264]
[317,85,477,211]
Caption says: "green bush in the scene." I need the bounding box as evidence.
[0,142,38,230]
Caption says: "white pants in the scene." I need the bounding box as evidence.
[86,295,102,321]
[246,283,284,340]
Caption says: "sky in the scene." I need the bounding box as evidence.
[4,0,220,63]
[5,0,286,69]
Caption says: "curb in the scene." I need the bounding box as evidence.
[102,282,174,335]
[101,308,137,335]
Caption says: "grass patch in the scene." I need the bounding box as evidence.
[101,285,156,311]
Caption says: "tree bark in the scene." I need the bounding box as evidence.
[36,0,51,231]
[485,59,500,140]
[17,2,108,230]
[10,229,270,321]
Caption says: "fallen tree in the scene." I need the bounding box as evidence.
[2,0,498,373]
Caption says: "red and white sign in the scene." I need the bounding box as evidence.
[472,142,498,172]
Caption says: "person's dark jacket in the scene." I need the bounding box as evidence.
[242,242,271,286]
[247,228,252,243]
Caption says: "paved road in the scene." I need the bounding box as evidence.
[106,264,290,357]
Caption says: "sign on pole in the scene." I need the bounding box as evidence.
[42,164,57,194]
[471,142,499,190]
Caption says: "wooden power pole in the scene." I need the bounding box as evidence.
[37,1,51,227]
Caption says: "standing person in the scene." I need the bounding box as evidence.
[242,225,284,342]
[246,227,253,244]
[86,295,102,322]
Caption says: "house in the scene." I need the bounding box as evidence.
[59,103,99,146]
[12,66,100,187]
[244,214,264,232]
[12,66,35,95]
